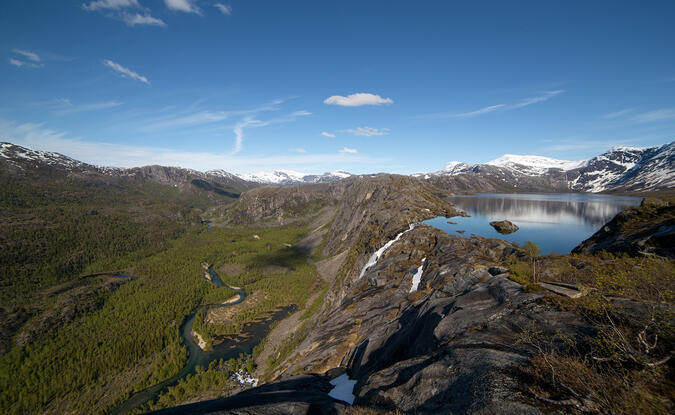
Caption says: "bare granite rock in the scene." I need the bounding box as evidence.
[489,220,519,234]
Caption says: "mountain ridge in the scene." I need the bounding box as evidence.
[418,141,675,192]
[2,140,673,191]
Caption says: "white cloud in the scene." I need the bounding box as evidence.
[54,100,123,115]
[603,108,634,119]
[214,3,232,15]
[339,147,358,154]
[164,0,202,14]
[635,108,675,123]
[321,131,336,138]
[293,148,307,153]
[83,0,140,11]
[8,58,42,69]
[450,104,506,118]
[343,126,389,136]
[83,0,165,27]
[511,90,565,108]
[142,100,287,133]
[146,111,230,130]
[123,13,167,27]
[13,49,40,62]
[292,110,312,116]
[429,90,565,119]
[103,59,149,84]
[232,116,266,154]
[324,93,393,107]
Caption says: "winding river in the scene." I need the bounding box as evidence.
[110,267,293,414]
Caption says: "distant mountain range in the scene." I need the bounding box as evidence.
[2,140,673,192]
[228,169,352,185]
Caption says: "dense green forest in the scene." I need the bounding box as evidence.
[0,173,230,304]
[0,222,314,414]
[0,171,321,415]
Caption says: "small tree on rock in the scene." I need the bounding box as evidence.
[522,241,541,282]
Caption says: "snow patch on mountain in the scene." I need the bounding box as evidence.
[359,224,416,279]
[0,142,88,170]
[235,169,352,185]
[421,142,673,192]
[487,154,587,175]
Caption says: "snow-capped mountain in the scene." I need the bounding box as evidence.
[486,154,587,175]
[420,142,674,193]
[0,142,90,172]
[234,170,352,185]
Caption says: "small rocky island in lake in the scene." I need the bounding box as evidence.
[489,220,519,234]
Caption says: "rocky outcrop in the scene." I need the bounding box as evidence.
[146,375,347,415]
[573,197,675,258]
[203,227,598,414]
[489,220,519,234]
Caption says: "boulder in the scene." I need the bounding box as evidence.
[489,220,519,234]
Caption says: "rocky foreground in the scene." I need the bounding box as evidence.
[148,193,674,414]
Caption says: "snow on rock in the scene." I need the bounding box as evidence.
[235,169,352,185]
[328,373,357,405]
[0,142,89,170]
[231,369,258,387]
[487,154,587,175]
[359,224,416,279]
[441,161,473,174]
[410,258,426,293]
[206,169,241,181]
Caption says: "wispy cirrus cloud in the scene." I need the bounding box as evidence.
[82,0,140,11]
[13,49,40,62]
[53,100,123,115]
[0,119,380,173]
[342,126,389,136]
[634,108,675,123]
[511,90,565,108]
[231,109,312,154]
[339,147,358,154]
[292,110,311,116]
[9,49,43,68]
[324,93,393,107]
[83,0,165,27]
[142,100,284,131]
[293,148,307,153]
[448,104,505,119]
[428,90,565,119]
[164,0,202,15]
[123,13,167,27]
[603,108,634,119]
[103,59,149,84]
[214,3,232,15]
[321,132,336,138]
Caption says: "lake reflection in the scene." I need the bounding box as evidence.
[424,193,642,254]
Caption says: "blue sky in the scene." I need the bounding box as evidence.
[1,0,674,174]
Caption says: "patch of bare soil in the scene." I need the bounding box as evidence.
[253,288,322,379]
[260,265,290,274]
[315,250,348,283]
[295,207,336,254]
[218,262,244,277]
[206,290,266,324]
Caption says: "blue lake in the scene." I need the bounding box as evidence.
[424,193,642,255]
